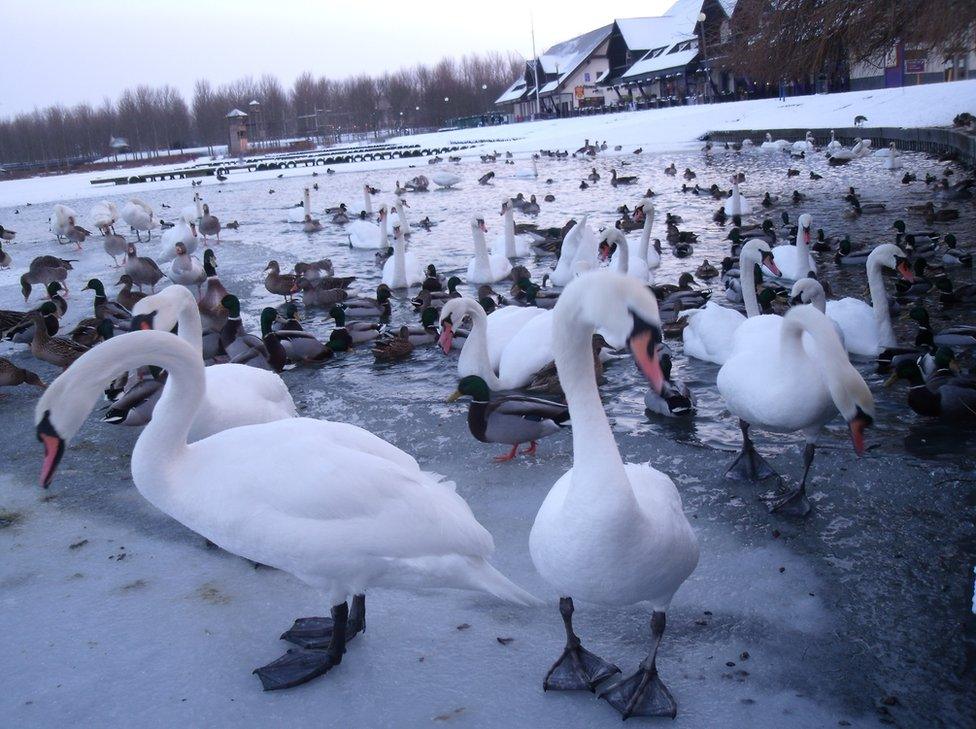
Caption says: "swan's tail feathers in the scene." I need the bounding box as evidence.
[467,559,543,606]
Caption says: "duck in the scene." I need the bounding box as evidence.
[940,234,972,267]
[342,284,394,319]
[264,260,299,301]
[0,357,46,389]
[695,260,719,280]
[610,168,637,186]
[328,305,383,344]
[382,224,425,289]
[682,240,780,364]
[372,327,414,361]
[271,316,338,365]
[217,296,280,371]
[125,243,165,292]
[834,237,870,266]
[22,256,73,301]
[81,278,131,325]
[884,354,976,423]
[170,243,206,294]
[466,217,512,285]
[127,287,297,438]
[121,198,159,241]
[528,271,698,719]
[664,163,677,176]
[824,244,913,357]
[199,203,221,242]
[586,167,600,182]
[299,281,347,309]
[934,276,976,306]
[35,329,538,691]
[448,375,569,461]
[102,231,129,267]
[197,250,228,331]
[766,213,816,281]
[28,304,89,369]
[717,305,875,515]
[643,349,695,418]
[909,306,976,348]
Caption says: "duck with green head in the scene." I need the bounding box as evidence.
[82,278,131,324]
[343,284,392,318]
[329,305,382,344]
[447,374,570,462]
[885,349,976,423]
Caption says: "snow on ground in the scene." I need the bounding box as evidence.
[2,79,974,209]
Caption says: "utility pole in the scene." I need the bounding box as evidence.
[531,13,541,117]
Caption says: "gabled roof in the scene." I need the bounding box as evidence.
[614,17,669,51]
[617,0,712,80]
[623,45,700,79]
[496,79,529,104]
[536,23,612,94]
[226,108,248,118]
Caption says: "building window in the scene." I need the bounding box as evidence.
[584,72,591,82]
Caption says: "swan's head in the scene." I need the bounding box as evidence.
[378,205,388,219]
[500,199,510,215]
[132,286,196,333]
[740,239,779,276]
[789,277,825,306]
[471,217,488,234]
[798,212,812,234]
[558,271,666,394]
[868,243,912,281]
[438,297,474,354]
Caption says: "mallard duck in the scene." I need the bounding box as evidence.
[422,264,445,291]
[300,280,348,308]
[0,356,45,389]
[695,260,719,280]
[401,308,440,346]
[343,284,392,318]
[885,354,976,423]
[197,249,228,332]
[526,334,606,398]
[29,304,89,369]
[413,275,460,309]
[264,260,299,301]
[910,306,976,347]
[940,234,972,267]
[610,169,637,186]
[372,327,414,361]
[69,318,115,349]
[664,163,676,176]
[21,256,73,300]
[587,168,600,182]
[199,203,221,241]
[448,375,569,461]
[81,278,131,325]
[124,243,165,292]
[115,274,148,311]
[328,305,382,344]
[216,296,276,371]
[644,350,695,417]
[834,237,870,266]
[271,314,336,365]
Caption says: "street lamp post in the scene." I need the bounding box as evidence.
[698,11,710,104]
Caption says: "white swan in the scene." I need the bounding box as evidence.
[362,185,374,216]
[466,217,512,284]
[717,305,875,515]
[493,200,531,257]
[181,193,203,226]
[288,188,312,223]
[826,130,843,152]
[627,201,657,283]
[432,172,461,189]
[767,212,816,280]
[90,201,119,234]
[791,131,815,156]
[760,132,789,152]
[883,142,903,170]
[131,286,296,440]
[723,172,752,216]
[52,204,79,239]
[514,158,538,179]
[348,205,387,249]
[121,198,159,241]
[158,220,198,263]
[35,329,537,690]
[682,240,780,364]
[550,215,598,287]
[382,223,424,289]
[388,198,412,230]
[789,278,847,347]
[601,227,630,275]
[529,271,699,719]
[438,297,544,387]
[824,244,911,357]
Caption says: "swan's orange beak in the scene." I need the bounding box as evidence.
[896,260,914,283]
[762,252,782,277]
[479,220,488,233]
[36,413,64,489]
[849,415,870,456]
[438,322,454,354]
[630,330,665,395]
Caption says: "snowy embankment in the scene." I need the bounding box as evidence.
[2,79,974,209]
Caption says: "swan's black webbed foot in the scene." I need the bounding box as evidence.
[280,594,366,648]
[726,419,778,481]
[600,611,677,718]
[254,600,354,690]
[768,484,812,517]
[544,597,620,692]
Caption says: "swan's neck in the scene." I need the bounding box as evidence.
[458,302,502,389]
[553,293,635,512]
[175,299,204,356]
[195,197,203,218]
[393,231,407,284]
[794,224,811,263]
[866,257,895,345]
[378,214,388,246]
[363,189,372,214]
[809,288,826,313]
[615,235,629,273]
[303,189,310,215]
[399,205,409,228]
[504,209,516,257]
[780,307,856,405]
[741,259,761,318]
[639,213,653,259]
[473,226,490,268]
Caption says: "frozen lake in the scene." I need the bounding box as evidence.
[1,143,974,727]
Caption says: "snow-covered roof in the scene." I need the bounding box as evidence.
[536,23,612,91]
[623,45,700,79]
[614,17,669,50]
[617,0,710,80]
[225,108,248,118]
[540,80,560,94]
[496,79,528,104]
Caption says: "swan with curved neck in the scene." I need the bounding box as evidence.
[529,271,698,719]
[130,286,296,440]
[36,329,537,689]
[466,216,512,284]
[823,243,913,356]
[682,240,780,364]
[550,215,593,287]
[631,201,656,283]
[767,212,816,280]
[601,227,629,274]
[349,205,387,249]
[717,304,875,515]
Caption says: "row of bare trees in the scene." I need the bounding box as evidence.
[0,51,523,169]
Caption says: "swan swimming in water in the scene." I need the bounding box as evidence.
[466,216,512,284]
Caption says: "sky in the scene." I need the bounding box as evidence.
[0,0,675,116]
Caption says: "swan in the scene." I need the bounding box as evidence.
[601,227,630,275]
[824,244,913,357]
[90,201,120,234]
[158,220,198,263]
[767,212,816,280]
[826,130,843,152]
[682,240,780,364]
[288,188,312,223]
[130,286,296,440]
[760,132,789,152]
[717,305,875,516]
[438,298,545,385]
[35,329,537,691]
[432,172,461,189]
[348,205,387,249]
[788,278,846,346]
[791,131,815,156]
[181,193,203,226]
[514,158,538,179]
[493,200,531,257]
[529,271,699,719]
[466,217,512,284]
[382,224,425,289]
[723,172,752,216]
[550,216,598,287]
[883,142,903,170]
[626,201,657,283]
[52,204,79,241]
[362,184,374,216]
[121,198,159,241]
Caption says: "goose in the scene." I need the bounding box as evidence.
[448,375,569,461]
[125,243,165,292]
[824,244,913,357]
[169,243,206,293]
[199,203,221,242]
[130,286,296,434]
[437,297,544,387]
[102,232,129,267]
[382,224,425,289]
[20,256,73,301]
[431,172,461,188]
[121,198,159,241]
[529,271,699,719]
[0,357,45,390]
[348,206,387,249]
[34,329,538,690]
[682,240,780,364]
[766,213,816,281]
[609,168,637,186]
[717,305,875,516]
[90,201,120,235]
[466,217,512,285]
[723,172,752,216]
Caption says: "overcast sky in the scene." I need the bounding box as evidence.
[1,0,674,116]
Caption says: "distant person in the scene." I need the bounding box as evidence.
[779,78,787,101]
